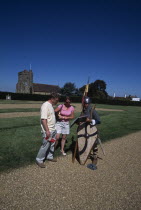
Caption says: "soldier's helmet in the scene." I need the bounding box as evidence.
[84,96,91,104]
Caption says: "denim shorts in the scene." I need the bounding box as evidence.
[55,121,70,135]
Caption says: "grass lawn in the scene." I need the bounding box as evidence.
[0,104,141,172]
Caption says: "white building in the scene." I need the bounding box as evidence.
[131,97,140,102]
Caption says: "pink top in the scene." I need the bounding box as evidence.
[58,104,74,122]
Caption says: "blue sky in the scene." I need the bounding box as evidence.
[0,0,141,97]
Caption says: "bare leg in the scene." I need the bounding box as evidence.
[54,133,61,150]
[61,134,67,154]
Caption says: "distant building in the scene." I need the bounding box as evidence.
[16,70,33,94]
[16,69,60,95]
[131,97,140,102]
[32,83,60,95]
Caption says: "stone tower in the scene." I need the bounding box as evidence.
[16,70,33,93]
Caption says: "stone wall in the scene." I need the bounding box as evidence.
[16,70,33,93]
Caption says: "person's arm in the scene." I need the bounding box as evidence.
[86,110,101,125]
[63,110,74,120]
[92,110,101,125]
[54,104,63,112]
[54,107,60,112]
[41,119,50,137]
[62,106,75,120]
[41,103,51,137]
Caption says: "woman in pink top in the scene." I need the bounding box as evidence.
[55,97,75,155]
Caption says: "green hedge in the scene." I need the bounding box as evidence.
[91,98,141,106]
[69,96,141,106]
[0,91,141,106]
[0,91,49,101]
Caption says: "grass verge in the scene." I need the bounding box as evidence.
[0,105,141,172]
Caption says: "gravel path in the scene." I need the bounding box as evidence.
[0,104,42,109]
[0,112,40,118]
[0,107,123,118]
[0,103,123,119]
[0,103,123,111]
[0,131,141,210]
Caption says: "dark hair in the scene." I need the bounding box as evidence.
[49,92,59,99]
[65,96,71,102]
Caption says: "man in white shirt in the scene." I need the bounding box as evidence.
[36,93,59,168]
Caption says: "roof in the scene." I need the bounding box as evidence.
[33,83,60,93]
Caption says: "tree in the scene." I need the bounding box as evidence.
[79,79,108,98]
[93,80,106,92]
[92,80,108,98]
[74,88,83,96]
[79,85,85,94]
[61,82,76,96]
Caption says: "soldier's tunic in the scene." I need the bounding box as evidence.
[81,105,101,125]
[81,104,101,154]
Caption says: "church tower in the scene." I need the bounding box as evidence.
[16,70,33,94]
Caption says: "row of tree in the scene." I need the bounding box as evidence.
[60,80,108,99]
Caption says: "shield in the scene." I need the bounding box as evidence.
[76,123,98,165]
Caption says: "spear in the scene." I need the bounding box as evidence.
[71,78,90,128]
[72,78,90,163]
[81,77,90,109]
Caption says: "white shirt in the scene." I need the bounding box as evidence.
[40,101,56,132]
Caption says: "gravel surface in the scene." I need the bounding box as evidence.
[0,103,123,118]
[0,131,141,210]
[0,103,123,112]
[0,112,40,118]
[0,104,42,109]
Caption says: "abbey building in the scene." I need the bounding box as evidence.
[16,70,60,95]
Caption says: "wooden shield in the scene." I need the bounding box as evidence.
[77,123,98,165]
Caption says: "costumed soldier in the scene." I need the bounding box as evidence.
[81,96,101,126]
[81,96,101,165]
[71,96,102,168]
